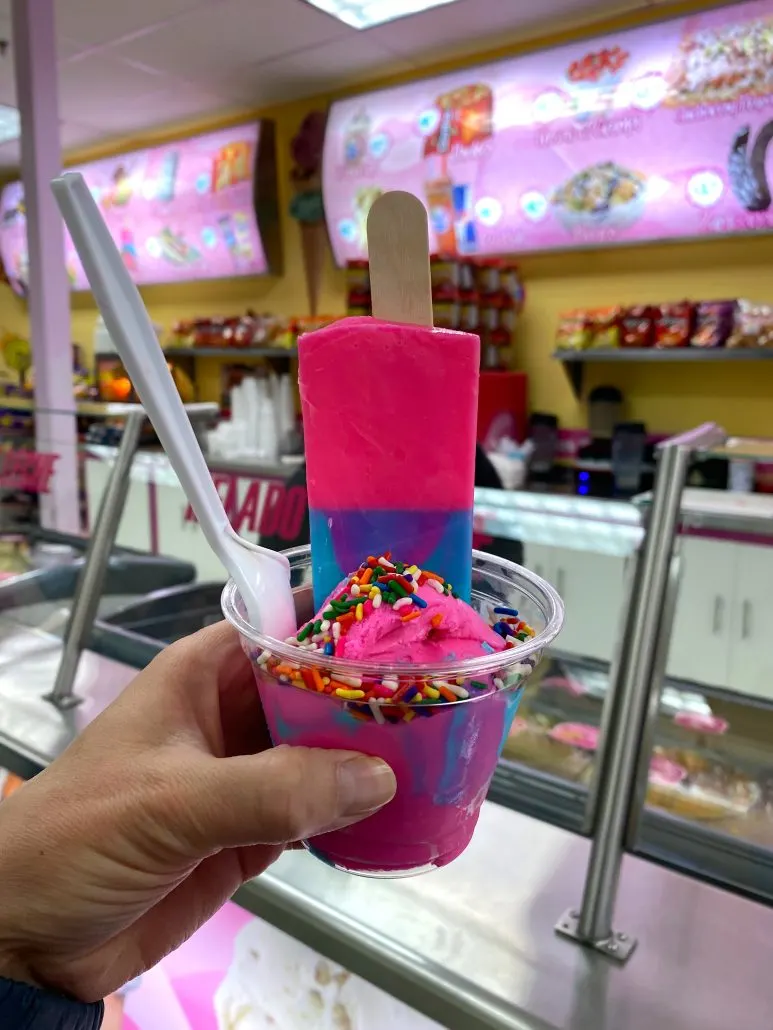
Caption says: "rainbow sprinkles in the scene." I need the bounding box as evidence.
[253,553,539,724]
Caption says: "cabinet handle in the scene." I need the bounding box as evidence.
[712,596,724,635]
[557,567,566,595]
[742,600,752,640]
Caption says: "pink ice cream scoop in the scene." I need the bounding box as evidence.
[312,567,505,665]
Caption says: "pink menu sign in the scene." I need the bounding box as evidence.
[0,122,278,296]
[323,0,773,263]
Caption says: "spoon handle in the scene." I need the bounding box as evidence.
[51,173,234,560]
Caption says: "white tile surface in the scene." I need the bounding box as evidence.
[110,0,349,80]
[367,0,646,58]
[240,35,415,104]
[53,0,222,48]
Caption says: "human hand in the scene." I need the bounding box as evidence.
[0,622,396,1002]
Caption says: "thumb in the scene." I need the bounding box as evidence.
[176,746,397,852]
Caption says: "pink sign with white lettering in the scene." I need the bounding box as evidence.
[323,0,773,263]
[0,124,271,296]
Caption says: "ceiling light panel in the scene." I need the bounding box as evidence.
[305,0,462,30]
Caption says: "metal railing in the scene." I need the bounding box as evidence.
[555,422,727,962]
[45,402,217,708]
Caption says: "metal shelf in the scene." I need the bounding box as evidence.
[164,346,297,359]
[553,347,773,398]
[0,397,218,419]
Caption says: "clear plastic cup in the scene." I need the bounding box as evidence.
[222,546,563,877]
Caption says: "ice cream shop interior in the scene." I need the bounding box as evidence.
[2,0,773,1026]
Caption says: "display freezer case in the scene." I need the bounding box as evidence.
[475,485,773,903]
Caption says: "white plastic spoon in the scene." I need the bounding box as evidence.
[51,171,296,640]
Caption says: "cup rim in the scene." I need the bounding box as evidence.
[221,546,564,678]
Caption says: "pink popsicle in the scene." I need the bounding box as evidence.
[299,192,480,605]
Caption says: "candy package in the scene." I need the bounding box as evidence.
[589,307,622,349]
[727,300,773,348]
[460,288,480,331]
[620,305,655,348]
[429,254,461,294]
[555,310,591,350]
[345,259,370,293]
[433,297,461,330]
[474,258,502,295]
[691,300,736,348]
[501,264,526,312]
[654,302,694,348]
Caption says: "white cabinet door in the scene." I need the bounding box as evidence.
[552,548,627,662]
[728,544,773,701]
[667,537,735,688]
[522,542,627,662]
[522,542,554,584]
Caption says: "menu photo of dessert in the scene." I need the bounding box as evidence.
[564,44,631,121]
[665,12,773,107]
[341,185,381,251]
[153,226,202,267]
[550,160,648,233]
[422,83,493,158]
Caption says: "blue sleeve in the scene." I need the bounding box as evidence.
[0,977,103,1029]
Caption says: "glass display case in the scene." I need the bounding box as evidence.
[476,483,773,903]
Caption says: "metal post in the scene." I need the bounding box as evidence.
[556,422,726,962]
[45,412,144,708]
[624,550,683,850]
[12,0,80,533]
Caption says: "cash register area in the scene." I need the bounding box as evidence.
[1,0,773,1028]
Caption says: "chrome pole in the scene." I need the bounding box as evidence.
[46,410,144,708]
[556,422,726,962]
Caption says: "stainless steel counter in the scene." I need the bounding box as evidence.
[0,622,135,777]
[244,806,773,1030]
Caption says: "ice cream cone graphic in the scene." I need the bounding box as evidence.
[289,110,329,316]
[299,219,327,317]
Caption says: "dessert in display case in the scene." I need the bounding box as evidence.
[323,0,773,264]
[0,121,281,297]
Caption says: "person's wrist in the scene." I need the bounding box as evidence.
[0,949,40,990]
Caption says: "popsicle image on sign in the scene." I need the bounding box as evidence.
[299,190,480,606]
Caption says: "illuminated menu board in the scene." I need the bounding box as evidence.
[323,0,773,263]
[0,121,281,296]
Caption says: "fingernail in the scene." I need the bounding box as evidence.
[337,756,396,816]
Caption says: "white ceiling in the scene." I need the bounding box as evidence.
[0,0,672,169]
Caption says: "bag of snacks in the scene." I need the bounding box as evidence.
[727,300,773,348]
[555,310,591,350]
[589,307,622,349]
[691,300,736,348]
[620,305,655,348]
[654,301,694,348]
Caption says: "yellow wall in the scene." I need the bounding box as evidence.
[3,0,772,437]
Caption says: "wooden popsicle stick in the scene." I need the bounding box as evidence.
[367,191,433,328]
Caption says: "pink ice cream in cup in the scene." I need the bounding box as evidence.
[222,546,563,877]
